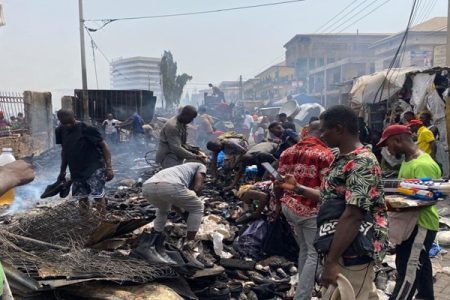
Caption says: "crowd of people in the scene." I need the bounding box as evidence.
[144,103,444,300]
[9,103,442,300]
[0,111,26,136]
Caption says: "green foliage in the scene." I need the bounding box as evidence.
[160,51,192,108]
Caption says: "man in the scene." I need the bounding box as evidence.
[408,119,436,159]
[224,141,278,192]
[134,162,207,266]
[207,132,248,178]
[242,111,254,140]
[277,121,334,300]
[0,111,11,137]
[268,122,299,159]
[56,109,114,212]
[208,83,225,102]
[143,162,206,241]
[300,116,319,139]
[102,113,121,145]
[358,117,371,145]
[156,105,205,169]
[402,111,415,124]
[196,106,215,149]
[419,111,439,140]
[279,105,387,299]
[0,160,35,299]
[377,125,440,300]
[278,113,296,131]
[120,112,144,143]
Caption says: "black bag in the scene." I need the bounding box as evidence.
[262,216,299,261]
[313,198,374,257]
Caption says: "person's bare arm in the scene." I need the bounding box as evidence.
[224,163,244,192]
[58,149,69,181]
[210,152,218,178]
[193,172,206,196]
[321,205,364,287]
[277,174,320,202]
[98,140,114,181]
[0,160,35,196]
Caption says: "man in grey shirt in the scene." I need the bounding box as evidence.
[144,162,207,241]
[224,142,278,191]
[156,106,205,169]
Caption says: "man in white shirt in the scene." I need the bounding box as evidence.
[102,113,121,144]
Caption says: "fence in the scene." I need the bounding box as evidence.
[0,91,28,136]
[0,91,29,136]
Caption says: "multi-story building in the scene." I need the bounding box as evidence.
[281,18,447,107]
[371,17,447,70]
[284,33,389,84]
[218,81,241,103]
[110,56,162,102]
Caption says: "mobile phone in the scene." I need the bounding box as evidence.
[261,162,283,181]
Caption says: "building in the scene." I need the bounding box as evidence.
[283,33,390,106]
[218,81,241,103]
[371,17,447,70]
[253,62,295,101]
[110,56,162,102]
[282,18,449,107]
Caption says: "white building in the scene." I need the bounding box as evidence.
[110,56,162,101]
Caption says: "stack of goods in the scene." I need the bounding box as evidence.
[385,178,450,210]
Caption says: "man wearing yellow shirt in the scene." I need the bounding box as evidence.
[408,119,436,159]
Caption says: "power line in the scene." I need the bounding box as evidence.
[336,0,393,33]
[315,0,360,33]
[328,0,381,33]
[85,0,305,31]
[319,0,373,33]
[85,28,134,83]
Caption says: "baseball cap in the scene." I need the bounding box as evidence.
[376,124,412,147]
[408,119,423,127]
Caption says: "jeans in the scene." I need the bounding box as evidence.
[282,205,318,300]
[143,182,204,232]
[390,225,436,300]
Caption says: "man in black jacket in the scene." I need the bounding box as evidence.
[56,110,113,212]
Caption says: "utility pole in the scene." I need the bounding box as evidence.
[447,0,450,66]
[78,0,89,122]
[446,0,450,170]
[239,75,243,101]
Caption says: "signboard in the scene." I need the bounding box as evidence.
[410,48,433,68]
[434,45,446,67]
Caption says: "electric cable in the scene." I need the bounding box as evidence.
[85,28,134,83]
[336,0,393,33]
[85,0,305,31]
[319,0,372,33]
[315,0,360,33]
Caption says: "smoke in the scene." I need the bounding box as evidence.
[2,172,59,215]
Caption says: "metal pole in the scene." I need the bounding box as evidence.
[78,0,89,122]
[239,75,243,101]
[447,0,450,66]
[446,0,450,172]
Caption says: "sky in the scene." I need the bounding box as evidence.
[0,0,447,104]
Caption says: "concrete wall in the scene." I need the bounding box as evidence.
[23,91,54,152]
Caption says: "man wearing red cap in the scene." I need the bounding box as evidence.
[408,119,436,159]
[377,124,440,300]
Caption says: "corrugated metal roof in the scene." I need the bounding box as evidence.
[410,17,447,32]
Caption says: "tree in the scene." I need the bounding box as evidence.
[160,51,192,109]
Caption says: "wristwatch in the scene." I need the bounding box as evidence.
[294,185,305,195]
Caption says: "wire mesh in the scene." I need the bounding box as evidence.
[0,201,176,283]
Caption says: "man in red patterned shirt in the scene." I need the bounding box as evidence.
[277,120,334,300]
